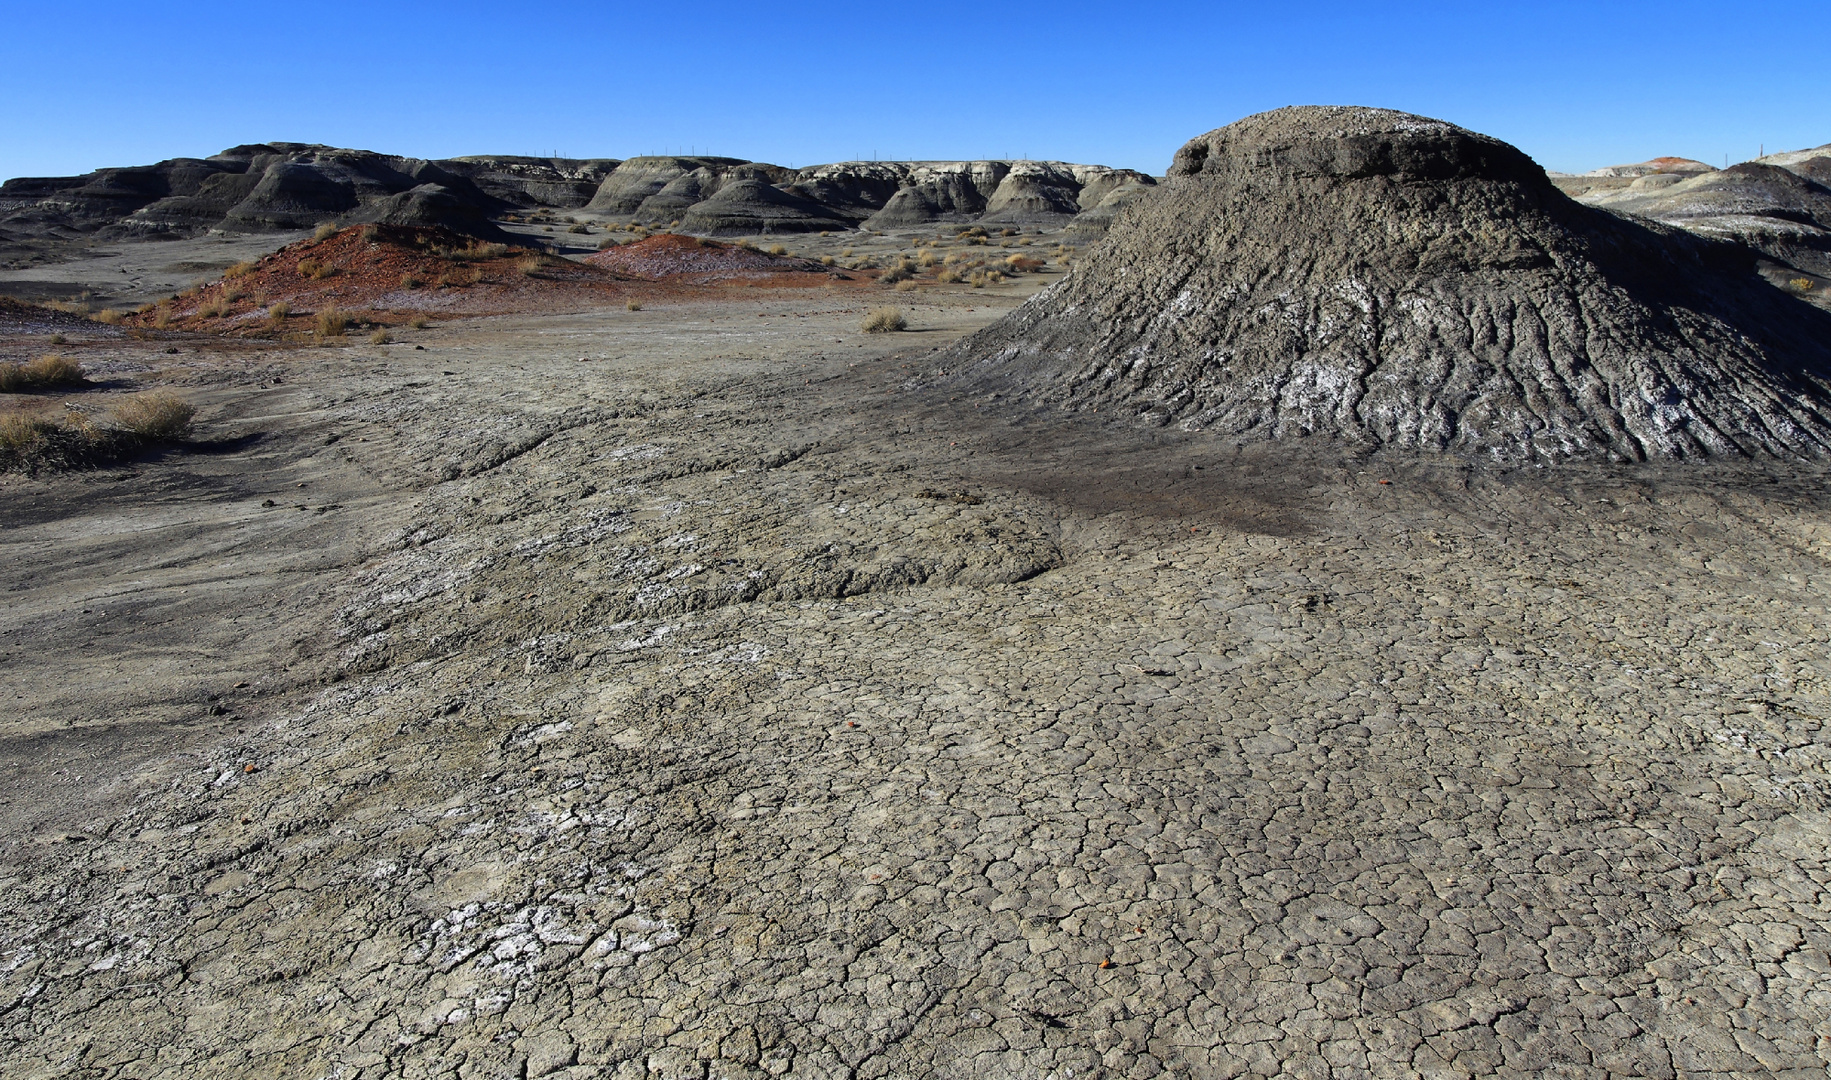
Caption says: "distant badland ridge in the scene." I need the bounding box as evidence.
[0,144,1157,248]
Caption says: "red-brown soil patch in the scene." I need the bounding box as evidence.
[125,225,643,337]
[587,234,833,282]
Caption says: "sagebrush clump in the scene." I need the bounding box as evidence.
[861,307,906,333]
[0,355,86,391]
[109,391,194,441]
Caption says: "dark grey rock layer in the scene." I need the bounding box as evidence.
[934,106,1831,461]
[1,147,1156,250]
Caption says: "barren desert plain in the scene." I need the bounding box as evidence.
[3,108,1831,1078]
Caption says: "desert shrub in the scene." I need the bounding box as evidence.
[359,224,380,242]
[93,308,124,325]
[30,355,84,384]
[109,391,194,441]
[999,228,1018,237]
[697,237,718,248]
[861,306,906,333]
[267,301,292,325]
[820,255,835,266]
[407,315,430,329]
[48,333,67,345]
[297,257,336,280]
[917,250,938,268]
[1005,254,1045,273]
[455,242,509,261]
[370,328,393,345]
[626,300,642,312]
[199,296,228,318]
[313,223,338,242]
[224,261,257,279]
[568,224,590,234]
[819,230,832,237]
[401,272,423,289]
[894,279,919,292]
[0,355,85,391]
[840,248,854,257]
[767,244,788,256]
[597,238,619,250]
[1018,237,1034,246]
[879,265,913,285]
[438,266,482,287]
[936,268,963,284]
[0,410,58,451]
[736,239,757,251]
[222,284,246,303]
[315,307,347,337]
[1792,277,1818,292]
[956,226,987,239]
[151,305,172,329]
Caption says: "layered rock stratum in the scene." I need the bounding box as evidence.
[0,146,1154,249]
[935,106,1831,461]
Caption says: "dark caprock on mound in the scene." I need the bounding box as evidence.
[935,106,1831,461]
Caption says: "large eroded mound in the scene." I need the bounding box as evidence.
[937,106,1831,461]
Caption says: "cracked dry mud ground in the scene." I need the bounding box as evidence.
[4,291,1831,1079]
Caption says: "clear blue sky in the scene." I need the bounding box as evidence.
[2,1,1826,182]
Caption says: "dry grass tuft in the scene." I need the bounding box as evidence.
[894,279,920,292]
[313,223,339,242]
[401,272,424,289]
[820,255,835,266]
[626,300,643,312]
[92,308,124,325]
[315,307,348,338]
[370,328,393,345]
[767,244,788,256]
[407,315,431,329]
[936,268,963,284]
[861,306,906,334]
[109,391,194,441]
[267,301,292,327]
[0,355,86,392]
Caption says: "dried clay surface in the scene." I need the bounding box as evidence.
[3,277,1831,1079]
[935,107,1831,462]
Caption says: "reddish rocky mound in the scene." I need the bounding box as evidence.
[586,233,828,280]
[129,224,636,336]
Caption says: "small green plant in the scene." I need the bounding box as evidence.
[861,306,906,333]
[109,391,194,441]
